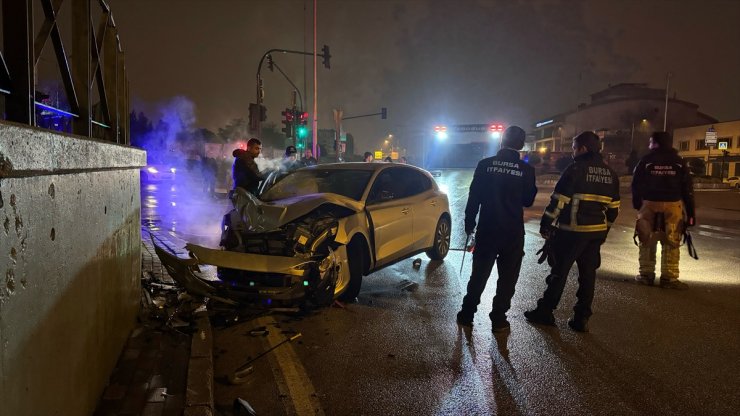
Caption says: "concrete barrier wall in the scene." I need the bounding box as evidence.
[0,121,146,415]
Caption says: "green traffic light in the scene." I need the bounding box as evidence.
[296,126,308,138]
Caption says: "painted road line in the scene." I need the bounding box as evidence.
[698,224,740,236]
[257,316,325,416]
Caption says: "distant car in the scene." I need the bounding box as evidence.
[140,164,177,182]
[724,176,740,189]
[154,163,451,306]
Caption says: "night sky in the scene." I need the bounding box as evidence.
[108,0,740,154]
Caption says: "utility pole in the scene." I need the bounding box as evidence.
[663,72,672,131]
[312,0,318,158]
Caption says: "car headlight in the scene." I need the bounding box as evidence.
[147,167,158,173]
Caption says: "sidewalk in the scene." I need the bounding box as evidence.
[94,229,215,416]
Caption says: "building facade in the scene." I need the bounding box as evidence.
[529,83,717,175]
[674,120,740,178]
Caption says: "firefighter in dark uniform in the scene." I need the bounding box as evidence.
[632,131,695,290]
[524,131,620,332]
[456,126,538,332]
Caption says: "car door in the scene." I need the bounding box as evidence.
[402,169,441,251]
[365,168,415,266]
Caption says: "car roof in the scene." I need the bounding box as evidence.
[303,162,431,175]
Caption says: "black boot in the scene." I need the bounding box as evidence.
[567,317,589,333]
[524,307,556,326]
[489,312,510,333]
[456,310,474,327]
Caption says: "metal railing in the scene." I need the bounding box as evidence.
[1,0,129,144]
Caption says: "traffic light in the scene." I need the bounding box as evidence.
[381,107,387,120]
[281,108,294,138]
[295,111,309,139]
[321,45,331,69]
[248,103,260,132]
[260,105,267,121]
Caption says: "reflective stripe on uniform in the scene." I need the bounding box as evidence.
[551,192,571,204]
[573,193,613,204]
[558,223,609,232]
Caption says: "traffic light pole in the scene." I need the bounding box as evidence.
[255,47,330,136]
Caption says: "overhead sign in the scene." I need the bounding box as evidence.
[453,124,488,133]
[705,127,717,146]
[718,141,728,150]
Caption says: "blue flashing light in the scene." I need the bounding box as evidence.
[34,101,77,118]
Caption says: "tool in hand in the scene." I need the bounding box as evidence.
[460,234,471,275]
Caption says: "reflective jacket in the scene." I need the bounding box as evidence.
[465,148,537,242]
[631,147,695,219]
[541,152,620,238]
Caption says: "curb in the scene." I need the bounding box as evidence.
[143,226,216,416]
[184,308,215,416]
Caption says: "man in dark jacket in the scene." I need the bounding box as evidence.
[631,131,695,290]
[457,126,538,332]
[525,131,620,332]
[232,138,263,195]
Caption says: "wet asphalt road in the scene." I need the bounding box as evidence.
[142,170,740,416]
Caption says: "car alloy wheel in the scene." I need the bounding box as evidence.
[427,217,451,260]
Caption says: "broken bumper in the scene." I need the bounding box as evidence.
[153,240,344,305]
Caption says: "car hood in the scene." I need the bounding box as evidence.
[235,190,363,232]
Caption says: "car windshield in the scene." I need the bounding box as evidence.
[260,169,373,202]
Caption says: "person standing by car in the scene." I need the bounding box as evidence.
[632,131,695,290]
[282,146,300,171]
[363,152,374,163]
[524,131,620,332]
[232,138,263,195]
[457,126,537,332]
[302,148,318,166]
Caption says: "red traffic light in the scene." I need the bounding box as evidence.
[489,124,504,132]
[434,125,447,132]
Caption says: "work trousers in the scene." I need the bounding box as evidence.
[536,232,604,320]
[460,234,525,322]
[636,200,684,280]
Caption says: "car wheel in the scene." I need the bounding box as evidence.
[338,239,364,301]
[426,216,451,260]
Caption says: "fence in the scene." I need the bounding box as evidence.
[1,0,129,143]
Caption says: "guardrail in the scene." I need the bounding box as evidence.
[1,0,129,144]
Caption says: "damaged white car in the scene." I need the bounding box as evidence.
[156,163,451,307]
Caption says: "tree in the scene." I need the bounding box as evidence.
[130,111,154,149]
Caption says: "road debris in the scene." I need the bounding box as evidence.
[397,279,419,292]
[234,397,257,416]
[412,258,422,269]
[228,333,303,385]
